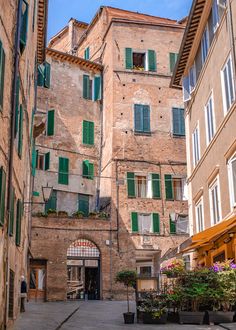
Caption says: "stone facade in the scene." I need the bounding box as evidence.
[0,0,47,328]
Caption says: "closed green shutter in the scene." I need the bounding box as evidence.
[134,105,142,132]
[172,108,185,136]
[152,213,160,233]
[0,40,6,111]
[148,50,156,72]
[20,0,29,52]
[152,173,160,198]
[89,162,94,180]
[94,76,101,101]
[89,121,94,145]
[44,152,50,170]
[143,105,150,132]
[125,48,133,69]
[127,172,135,197]
[47,109,55,136]
[14,77,20,136]
[131,212,138,232]
[169,53,178,73]
[0,167,6,226]
[83,120,94,145]
[18,105,23,158]
[170,217,176,234]
[45,190,57,213]
[30,108,35,146]
[165,174,173,200]
[15,200,22,246]
[31,141,37,177]
[58,157,69,185]
[83,75,90,99]
[83,160,89,178]
[44,62,51,88]
[78,194,89,216]
[84,47,90,60]
[9,188,15,236]
[37,65,44,86]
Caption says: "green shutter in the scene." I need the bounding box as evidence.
[131,212,138,232]
[0,40,6,111]
[18,105,23,157]
[89,121,94,145]
[47,109,55,136]
[14,77,20,136]
[83,75,90,99]
[170,217,176,234]
[20,0,29,52]
[44,62,51,88]
[152,213,160,233]
[125,48,133,69]
[83,160,89,178]
[165,174,173,200]
[31,141,37,177]
[89,163,94,180]
[33,191,39,197]
[84,47,90,60]
[83,121,94,145]
[173,108,185,136]
[16,200,22,246]
[134,105,143,132]
[0,167,6,226]
[9,188,15,236]
[94,76,101,101]
[169,53,178,73]
[45,190,57,213]
[37,65,44,86]
[58,157,69,185]
[127,172,135,197]
[143,105,150,132]
[148,50,156,72]
[30,108,35,145]
[78,194,89,216]
[44,152,50,170]
[152,173,161,198]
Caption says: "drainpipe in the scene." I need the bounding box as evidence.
[227,0,236,94]
[96,70,103,212]
[4,0,22,327]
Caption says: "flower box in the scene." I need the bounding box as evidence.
[143,312,168,324]
[179,311,205,325]
[207,311,235,324]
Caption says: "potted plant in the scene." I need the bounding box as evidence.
[47,209,57,217]
[72,211,84,219]
[161,259,185,278]
[116,270,137,324]
[138,293,168,324]
[89,211,98,219]
[57,210,68,218]
[98,212,109,219]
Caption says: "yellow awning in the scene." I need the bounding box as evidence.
[181,215,236,253]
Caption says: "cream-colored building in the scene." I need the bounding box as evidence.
[171,0,236,266]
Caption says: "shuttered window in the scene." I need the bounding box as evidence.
[44,152,50,170]
[31,141,37,177]
[125,48,133,69]
[152,213,160,233]
[148,50,156,72]
[0,39,6,111]
[45,190,57,213]
[152,174,161,199]
[58,157,69,185]
[47,109,55,136]
[169,53,178,73]
[94,76,101,101]
[20,0,29,53]
[9,188,15,236]
[170,216,176,234]
[37,65,44,86]
[127,172,135,197]
[15,200,22,246]
[78,194,89,216]
[131,212,138,232]
[83,75,90,99]
[18,105,23,157]
[172,108,185,136]
[0,167,6,226]
[14,77,20,136]
[37,62,51,88]
[82,120,94,145]
[165,174,173,200]
[84,47,90,60]
[82,160,94,180]
[134,104,150,133]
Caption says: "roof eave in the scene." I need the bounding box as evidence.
[37,0,48,64]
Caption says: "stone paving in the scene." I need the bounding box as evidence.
[14,300,235,330]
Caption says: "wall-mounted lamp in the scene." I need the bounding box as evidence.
[24,183,53,205]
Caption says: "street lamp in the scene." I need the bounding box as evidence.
[42,183,53,203]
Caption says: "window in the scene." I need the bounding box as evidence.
[82,160,94,180]
[173,177,187,201]
[127,172,160,199]
[45,190,57,213]
[192,124,200,167]
[212,0,220,31]
[125,48,156,72]
[9,188,15,236]
[228,154,236,208]
[139,266,152,277]
[169,53,178,73]
[205,94,215,144]
[0,166,6,226]
[196,198,204,233]
[20,0,29,53]
[46,109,55,136]
[169,216,176,234]
[36,152,50,171]
[201,26,209,63]
[8,270,14,318]
[183,75,190,102]
[37,62,51,88]
[172,108,185,136]
[84,47,90,60]
[135,175,147,198]
[189,64,196,92]
[15,200,22,246]
[78,194,89,217]
[83,75,101,101]
[82,120,94,145]
[17,105,24,158]
[176,214,189,234]
[0,39,5,111]
[134,104,150,133]
[131,212,160,234]
[58,157,69,185]
[221,55,235,113]
[209,177,221,225]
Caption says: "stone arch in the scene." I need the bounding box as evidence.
[67,238,100,258]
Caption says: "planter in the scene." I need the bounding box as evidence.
[123,312,135,324]
[207,311,235,324]
[143,312,168,324]
[57,212,68,218]
[168,311,179,323]
[166,273,178,278]
[179,311,205,325]
[47,212,57,217]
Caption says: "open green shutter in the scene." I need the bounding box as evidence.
[14,77,20,136]
[78,194,89,216]
[94,76,101,101]
[44,62,51,88]
[169,53,178,73]
[0,167,6,226]
[127,172,135,197]
[83,160,89,178]
[45,190,57,213]
[89,163,94,180]
[9,188,15,236]
[152,213,160,233]
[58,157,69,185]
[37,65,44,86]
[44,152,50,170]
[152,173,160,198]
[18,105,23,157]
[47,109,55,136]
[84,47,90,60]
[83,75,90,99]
[170,217,176,234]
[125,48,133,69]
[165,174,173,200]
[0,40,6,111]
[16,200,22,246]
[131,212,138,232]
[89,121,94,145]
[30,108,35,145]
[31,142,36,177]
[83,120,88,144]
[20,0,29,52]
[148,50,156,72]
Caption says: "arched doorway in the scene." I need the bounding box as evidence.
[67,239,100,300]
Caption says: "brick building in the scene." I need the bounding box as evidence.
[30,7,189,301]
[171,0,236,265]
[0,0,48,328]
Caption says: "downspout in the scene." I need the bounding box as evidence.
[4,0,22,328]
[96,70,103,211]
[227,0,236,93]
[115,160,120,252]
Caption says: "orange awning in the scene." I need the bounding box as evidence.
[181,215,236,253]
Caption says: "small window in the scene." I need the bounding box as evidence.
[133,52,146,70]
[205,94,215,145]
[172,108,185,136]
[192,124,200,167]
[36,152,50,171]
[135,175,147,198]
[37,153,44,170]
[134,104,150,133]
[221,55,235,113]
[209,177,221,225]
[228,154,236,208]
[173,177,187,201]
[201,26,209,63]
[138,213,152,234]
[196,198,204,233]
[139,266,152,277]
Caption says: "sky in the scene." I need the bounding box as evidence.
[47,0,192,40]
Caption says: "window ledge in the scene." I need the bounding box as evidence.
[173,134,186,139]
[82,144,95,148]
[134,131,151,136]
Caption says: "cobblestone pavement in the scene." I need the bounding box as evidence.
[14,300,235,330]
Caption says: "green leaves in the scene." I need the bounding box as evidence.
[116,270,137,287]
